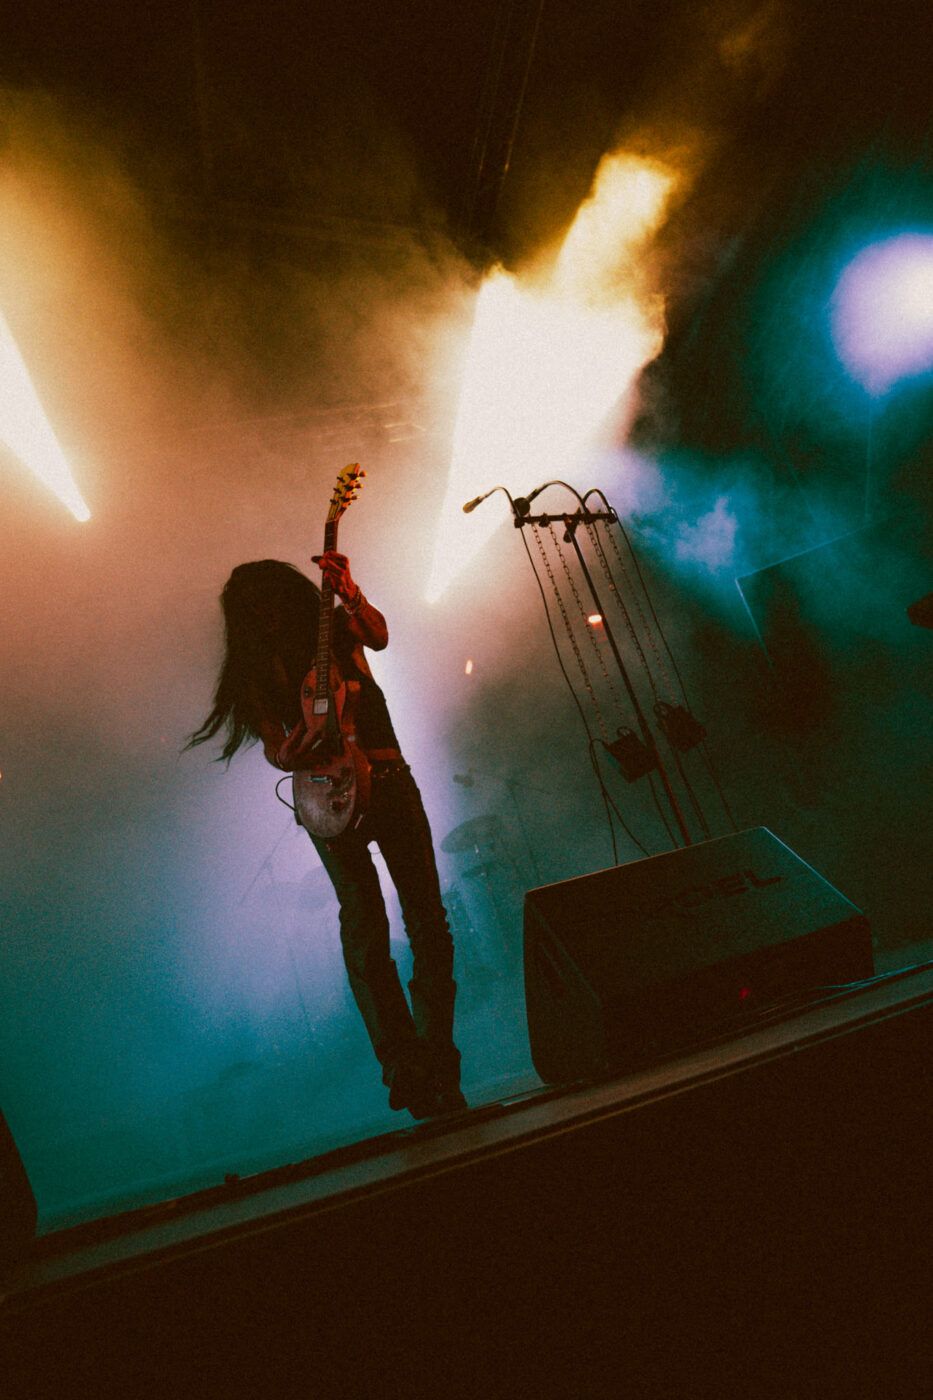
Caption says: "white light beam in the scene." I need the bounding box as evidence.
[0,310,90,521]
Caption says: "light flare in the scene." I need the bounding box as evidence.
[0,310,90,521]
[830,233,933,396]
[427,152,676,602]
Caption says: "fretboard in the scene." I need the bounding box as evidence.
[314,518,338,701]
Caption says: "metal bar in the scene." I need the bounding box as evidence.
[514,510,616,528]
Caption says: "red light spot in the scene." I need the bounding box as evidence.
[739,986,751,1001]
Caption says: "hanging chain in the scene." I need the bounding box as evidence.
[531,523,610,741]
[594,517,711,835]
[548,523,627,720]
[587,521,670,703]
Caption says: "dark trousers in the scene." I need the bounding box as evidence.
[310,764,461,1089]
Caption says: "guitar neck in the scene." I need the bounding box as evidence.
[314,518,339,701]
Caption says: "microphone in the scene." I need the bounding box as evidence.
[461,490,495,514]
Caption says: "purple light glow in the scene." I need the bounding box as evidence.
[830,233,933,396]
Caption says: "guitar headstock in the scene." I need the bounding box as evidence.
[328,463,366,521]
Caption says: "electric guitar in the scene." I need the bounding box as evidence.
[291,463,371,839]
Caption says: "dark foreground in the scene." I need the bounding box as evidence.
[4,963,932,1399]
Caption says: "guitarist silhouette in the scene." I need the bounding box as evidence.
[188,472,465,1121]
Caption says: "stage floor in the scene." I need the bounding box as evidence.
[9,956,932,1307]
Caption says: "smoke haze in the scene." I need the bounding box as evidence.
[0,0,930,1223]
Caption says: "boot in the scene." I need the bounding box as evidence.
[384,1042,438,1119]
[408,976,467,1112]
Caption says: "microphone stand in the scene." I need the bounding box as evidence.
[512,498,692,848]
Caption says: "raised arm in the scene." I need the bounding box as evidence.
[312,550,388,650]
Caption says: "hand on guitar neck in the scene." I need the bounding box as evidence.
[311,549,358,602]
[311,549,387,650]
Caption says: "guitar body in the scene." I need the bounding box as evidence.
[291,660,372,840]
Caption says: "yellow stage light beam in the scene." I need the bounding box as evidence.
[554,153,673,301]
[426,153,675,603]
[0,310,90,521]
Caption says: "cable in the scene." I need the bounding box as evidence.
[517,522,623,865]
[275,774,297,814]
[531,521,611,741]
[588,738,651,857]
[585,514,714,839]
[615,955,933,1078]
[522,481,690,852]
[699,743,739,833]
[646,771,679,849]
[584,520,661,704]
[586,488,692,705]
[701,960,933,1044]
[523,478,589,512]
[586,486,737,835]
[673,749,712,841]
[545,519,631,725]
[749,958,933,1011]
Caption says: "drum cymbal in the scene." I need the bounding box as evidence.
[440,814,503,854]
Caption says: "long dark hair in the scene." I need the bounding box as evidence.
[187,560,320,762]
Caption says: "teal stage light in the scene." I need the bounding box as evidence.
[830,232,933,396]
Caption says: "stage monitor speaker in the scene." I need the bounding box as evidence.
[523,828,873,1084]
[0,1108,38,1276]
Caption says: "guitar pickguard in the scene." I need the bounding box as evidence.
[291,667,371,838]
